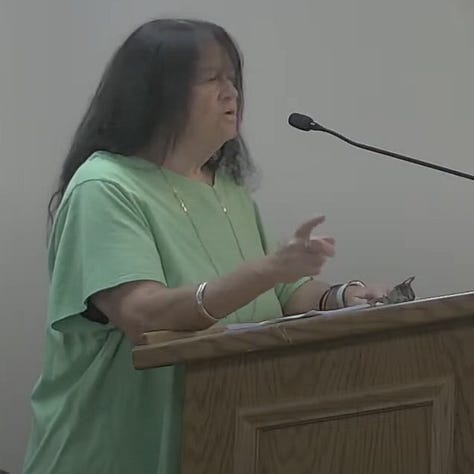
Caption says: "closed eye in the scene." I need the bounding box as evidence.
[206,72,236,83]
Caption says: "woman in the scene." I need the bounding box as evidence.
[22,19,387,474]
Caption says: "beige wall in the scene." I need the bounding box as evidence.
[1,0,473,471]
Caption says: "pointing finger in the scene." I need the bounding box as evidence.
[294,215,326,241]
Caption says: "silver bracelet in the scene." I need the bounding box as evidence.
[195,282,218,322]
[336,280,366,308]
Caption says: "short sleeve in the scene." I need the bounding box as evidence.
[253,202,311,308]
[48,179,166,333]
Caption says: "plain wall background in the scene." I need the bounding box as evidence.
[1,0,473,471]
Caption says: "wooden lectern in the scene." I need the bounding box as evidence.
[133,292,474,474]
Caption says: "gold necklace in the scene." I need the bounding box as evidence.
[159,169,257,321]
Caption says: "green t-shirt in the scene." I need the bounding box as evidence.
[22,151,308,474]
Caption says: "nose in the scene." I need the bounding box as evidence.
[222,78,238,100]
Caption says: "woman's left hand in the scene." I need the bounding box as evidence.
[344,283,390,307]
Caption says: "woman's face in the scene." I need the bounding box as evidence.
[183,41,239,152]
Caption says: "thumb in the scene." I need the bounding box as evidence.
[321,236,335,245]
[293,215,325,241]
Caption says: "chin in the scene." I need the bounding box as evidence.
[214,123,239,148]
[225,125,239,141]
[228,130,239,141]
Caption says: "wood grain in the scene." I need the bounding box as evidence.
[255,405,432,474]
[180,320,474,474]
[133,291,474,369]
[234,379,453,474]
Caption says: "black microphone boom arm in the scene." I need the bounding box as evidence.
[323,126,474,181]
[288,112,474,182]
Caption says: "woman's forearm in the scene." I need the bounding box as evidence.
[282,279,330,315]
[93,256,280,342]
[146,258,278,330]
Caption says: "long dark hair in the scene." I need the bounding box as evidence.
[48,19,256,223]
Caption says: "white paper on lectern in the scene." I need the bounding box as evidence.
[225,292,474,331]
[225,305,371,331]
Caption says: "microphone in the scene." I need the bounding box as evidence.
[288,112,474,182]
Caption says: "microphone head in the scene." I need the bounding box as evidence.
[288,113,324,131]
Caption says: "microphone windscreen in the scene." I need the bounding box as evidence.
[288,113,315,131]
